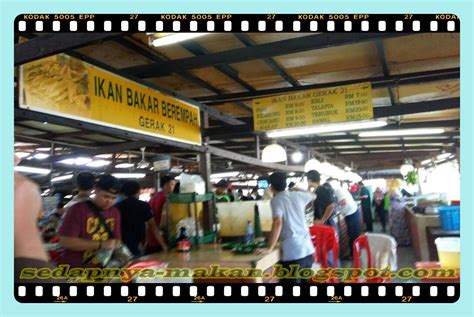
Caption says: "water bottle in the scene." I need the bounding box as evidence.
[245,221,254,244]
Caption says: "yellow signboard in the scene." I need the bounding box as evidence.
[252,82,373,131]
[19,54,201,145]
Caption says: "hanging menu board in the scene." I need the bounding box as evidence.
[20,54,201,145]
[252,82,373,131]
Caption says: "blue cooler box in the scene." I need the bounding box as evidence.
[438,206,460,231]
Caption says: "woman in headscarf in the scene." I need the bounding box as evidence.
[388,191,411,246]
[373,187,386,232]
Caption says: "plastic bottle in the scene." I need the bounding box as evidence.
[245,221,254,244]
[176,227,191,252]
[254,204,263,238]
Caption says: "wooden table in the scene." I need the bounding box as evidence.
[141,244,280,283]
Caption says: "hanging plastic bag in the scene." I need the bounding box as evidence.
[179,173,205,194]
[176,217,203,238]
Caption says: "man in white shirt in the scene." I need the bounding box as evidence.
[256,172,315,283]
[334,186,361,258]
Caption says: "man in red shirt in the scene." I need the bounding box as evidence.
[144,175,176,254]
[58,175,122,268]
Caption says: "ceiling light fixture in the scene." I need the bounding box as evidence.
[95,154,113,159]
[112,173,146,179]
[115,163,135,168]
[359,128,445,138]
[15,152,31,159]
[33,153,50,160]
[267,120,387,138]
[151,33,208,47]
[421,159,432,165]
[400,158,415,176]
[437,152,452,160]
[261,143,287,163]
[59,158,75,165]
[304,158,321,172]
[291,151,304,163]
[210,171,240,178]
[14,166,51,175]
[74,157,93,165]
[86,160,111,168]
[51,174,74,182]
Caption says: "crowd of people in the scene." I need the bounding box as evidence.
[213,179,263,202]
[15,154,403,284]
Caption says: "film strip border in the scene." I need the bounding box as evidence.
[15,14,459,33]
[15,283,460,303]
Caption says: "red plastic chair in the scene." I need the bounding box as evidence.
[352,235,390,283]
[309,225,339,283]
[353,235,372,269]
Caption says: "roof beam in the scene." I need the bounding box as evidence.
[205,98,460,139]
[319,145,455,153]
[233,33,301,87]
[373,97,459,117]
[207,145,303,173]
[195,68,460,105]
[307,138,458,147]
[336,150,442,168]
[217,138,457,150]
[181,41,256,92]
[375,39,397,105]
[114,37,252,114]
[15,123,111,144]
[15,122,109,142]
[123,33,408,78]
[114,37,222,95]
[14,134,95,149]
[17,33,245,126]
[38,141,153,164]
[15,108,207,153]
[15,33,121,66]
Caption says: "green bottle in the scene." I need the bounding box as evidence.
[254,204,263,238]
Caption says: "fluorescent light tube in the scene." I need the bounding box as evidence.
[152,33,208,47]
[115,163,135,168]
[33,153,50,160]
[86,160,111,168]
[210,171,240,178]
[74,157,93,165]
[267,120,387,138]
[14,166,51,175]
[15,152,31,159]
[359,128,445,138]
[113,173,146,179]
[437,153,452,160]
[51,174,74,182]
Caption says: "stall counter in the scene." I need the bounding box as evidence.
[143,244,280,283]
[406,207,440,261]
